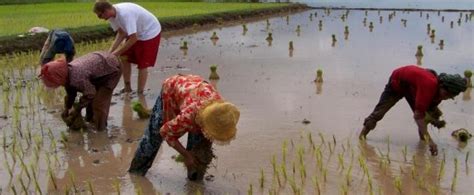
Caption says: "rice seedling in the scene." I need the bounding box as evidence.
[48,166,58,190]
[271,154,277,176]
[114,179,121,195]
[275,166,282,187]
[402,145,408,162]
[135,184,143,195]
[248,183,253,195]
[464,70,472,87]
[394,176,402,193]
[88,179,94,195]
[179,41,188,50]
[318,132,325,145]
[11,185,18,195]
[282,140,288,163]
[450,21,454,28]
[315,69,323,83]
[338,153,345,170]
[69,171,77,192]
[288,177,300,195]
[242,24,248,34]
[296,25,301,34]
[379,16,383,24]
[281,163,288,180]
[265,33,273,41]
[259,168,265,188]
[466,151,470,163]
[286,15,290,25]
[415,45,423,57]
[209,65,220,80]
[210,32,219,40]
[312,176,321,195]
[438,158,445,180]
[451,158,458,192]
[289,41,294,51]
[19,176,28,194]
[322,168,327,183]
[439,39,445,49]
[430,29,436,39]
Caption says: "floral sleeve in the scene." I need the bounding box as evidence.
[159,103,198,145]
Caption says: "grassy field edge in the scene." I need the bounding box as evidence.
[0,3,310,55]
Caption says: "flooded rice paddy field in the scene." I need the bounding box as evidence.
[0,8,473,194]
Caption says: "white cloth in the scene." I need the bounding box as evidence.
[109,3,161,41]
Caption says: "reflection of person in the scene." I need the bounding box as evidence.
[93,1,162,94]
[39,29,75,65]
[129,74,240,178]
[39,51,122,130]
[359,65,467,156]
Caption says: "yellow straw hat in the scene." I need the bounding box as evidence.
[197,100,240,145]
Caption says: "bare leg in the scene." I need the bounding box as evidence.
[122,61,132,92]
[137,68,148,94]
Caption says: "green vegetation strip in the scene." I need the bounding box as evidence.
[0,2,288,36]
[0,2,308,55]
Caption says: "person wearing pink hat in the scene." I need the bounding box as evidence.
[39,51,121,130]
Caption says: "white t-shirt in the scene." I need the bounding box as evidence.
[109,3,161,41]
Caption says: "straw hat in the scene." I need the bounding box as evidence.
[197,100,240,145]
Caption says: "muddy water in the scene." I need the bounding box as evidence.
[0,9,473,194]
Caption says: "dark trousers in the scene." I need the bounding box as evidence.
[363,78,416,130]
[129,93,205,176]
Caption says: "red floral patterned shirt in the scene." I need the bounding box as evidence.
[159,75,221,144]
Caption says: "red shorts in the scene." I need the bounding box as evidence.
[122,33,161,69]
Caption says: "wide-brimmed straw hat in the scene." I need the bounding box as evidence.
[197,100,240,145]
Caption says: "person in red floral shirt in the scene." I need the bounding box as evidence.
[129,74,240,178]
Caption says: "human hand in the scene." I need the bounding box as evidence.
[429,142,438,156]
[430,120,446,129]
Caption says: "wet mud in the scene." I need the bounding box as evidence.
[0,8,473,194]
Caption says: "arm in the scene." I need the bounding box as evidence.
[111,33,138,56]
[69,81,96,115]
[168,137,195,168]
[109,29,127,53]
[63,86,77,117]
[414,110,438,156]
[159,104,199,167]
[64,86,77,110]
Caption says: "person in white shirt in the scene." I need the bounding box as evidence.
[94,1,162,94]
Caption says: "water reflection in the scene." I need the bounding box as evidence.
[462,88,471,101]
[416,55,423,65]
[315,82,323,95]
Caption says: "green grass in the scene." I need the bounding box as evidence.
[0,2,287,36]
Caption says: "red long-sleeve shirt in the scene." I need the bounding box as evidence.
[390,65,439,118]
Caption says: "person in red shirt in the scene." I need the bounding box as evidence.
[128,74,240,179]
[359,65,467,156]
